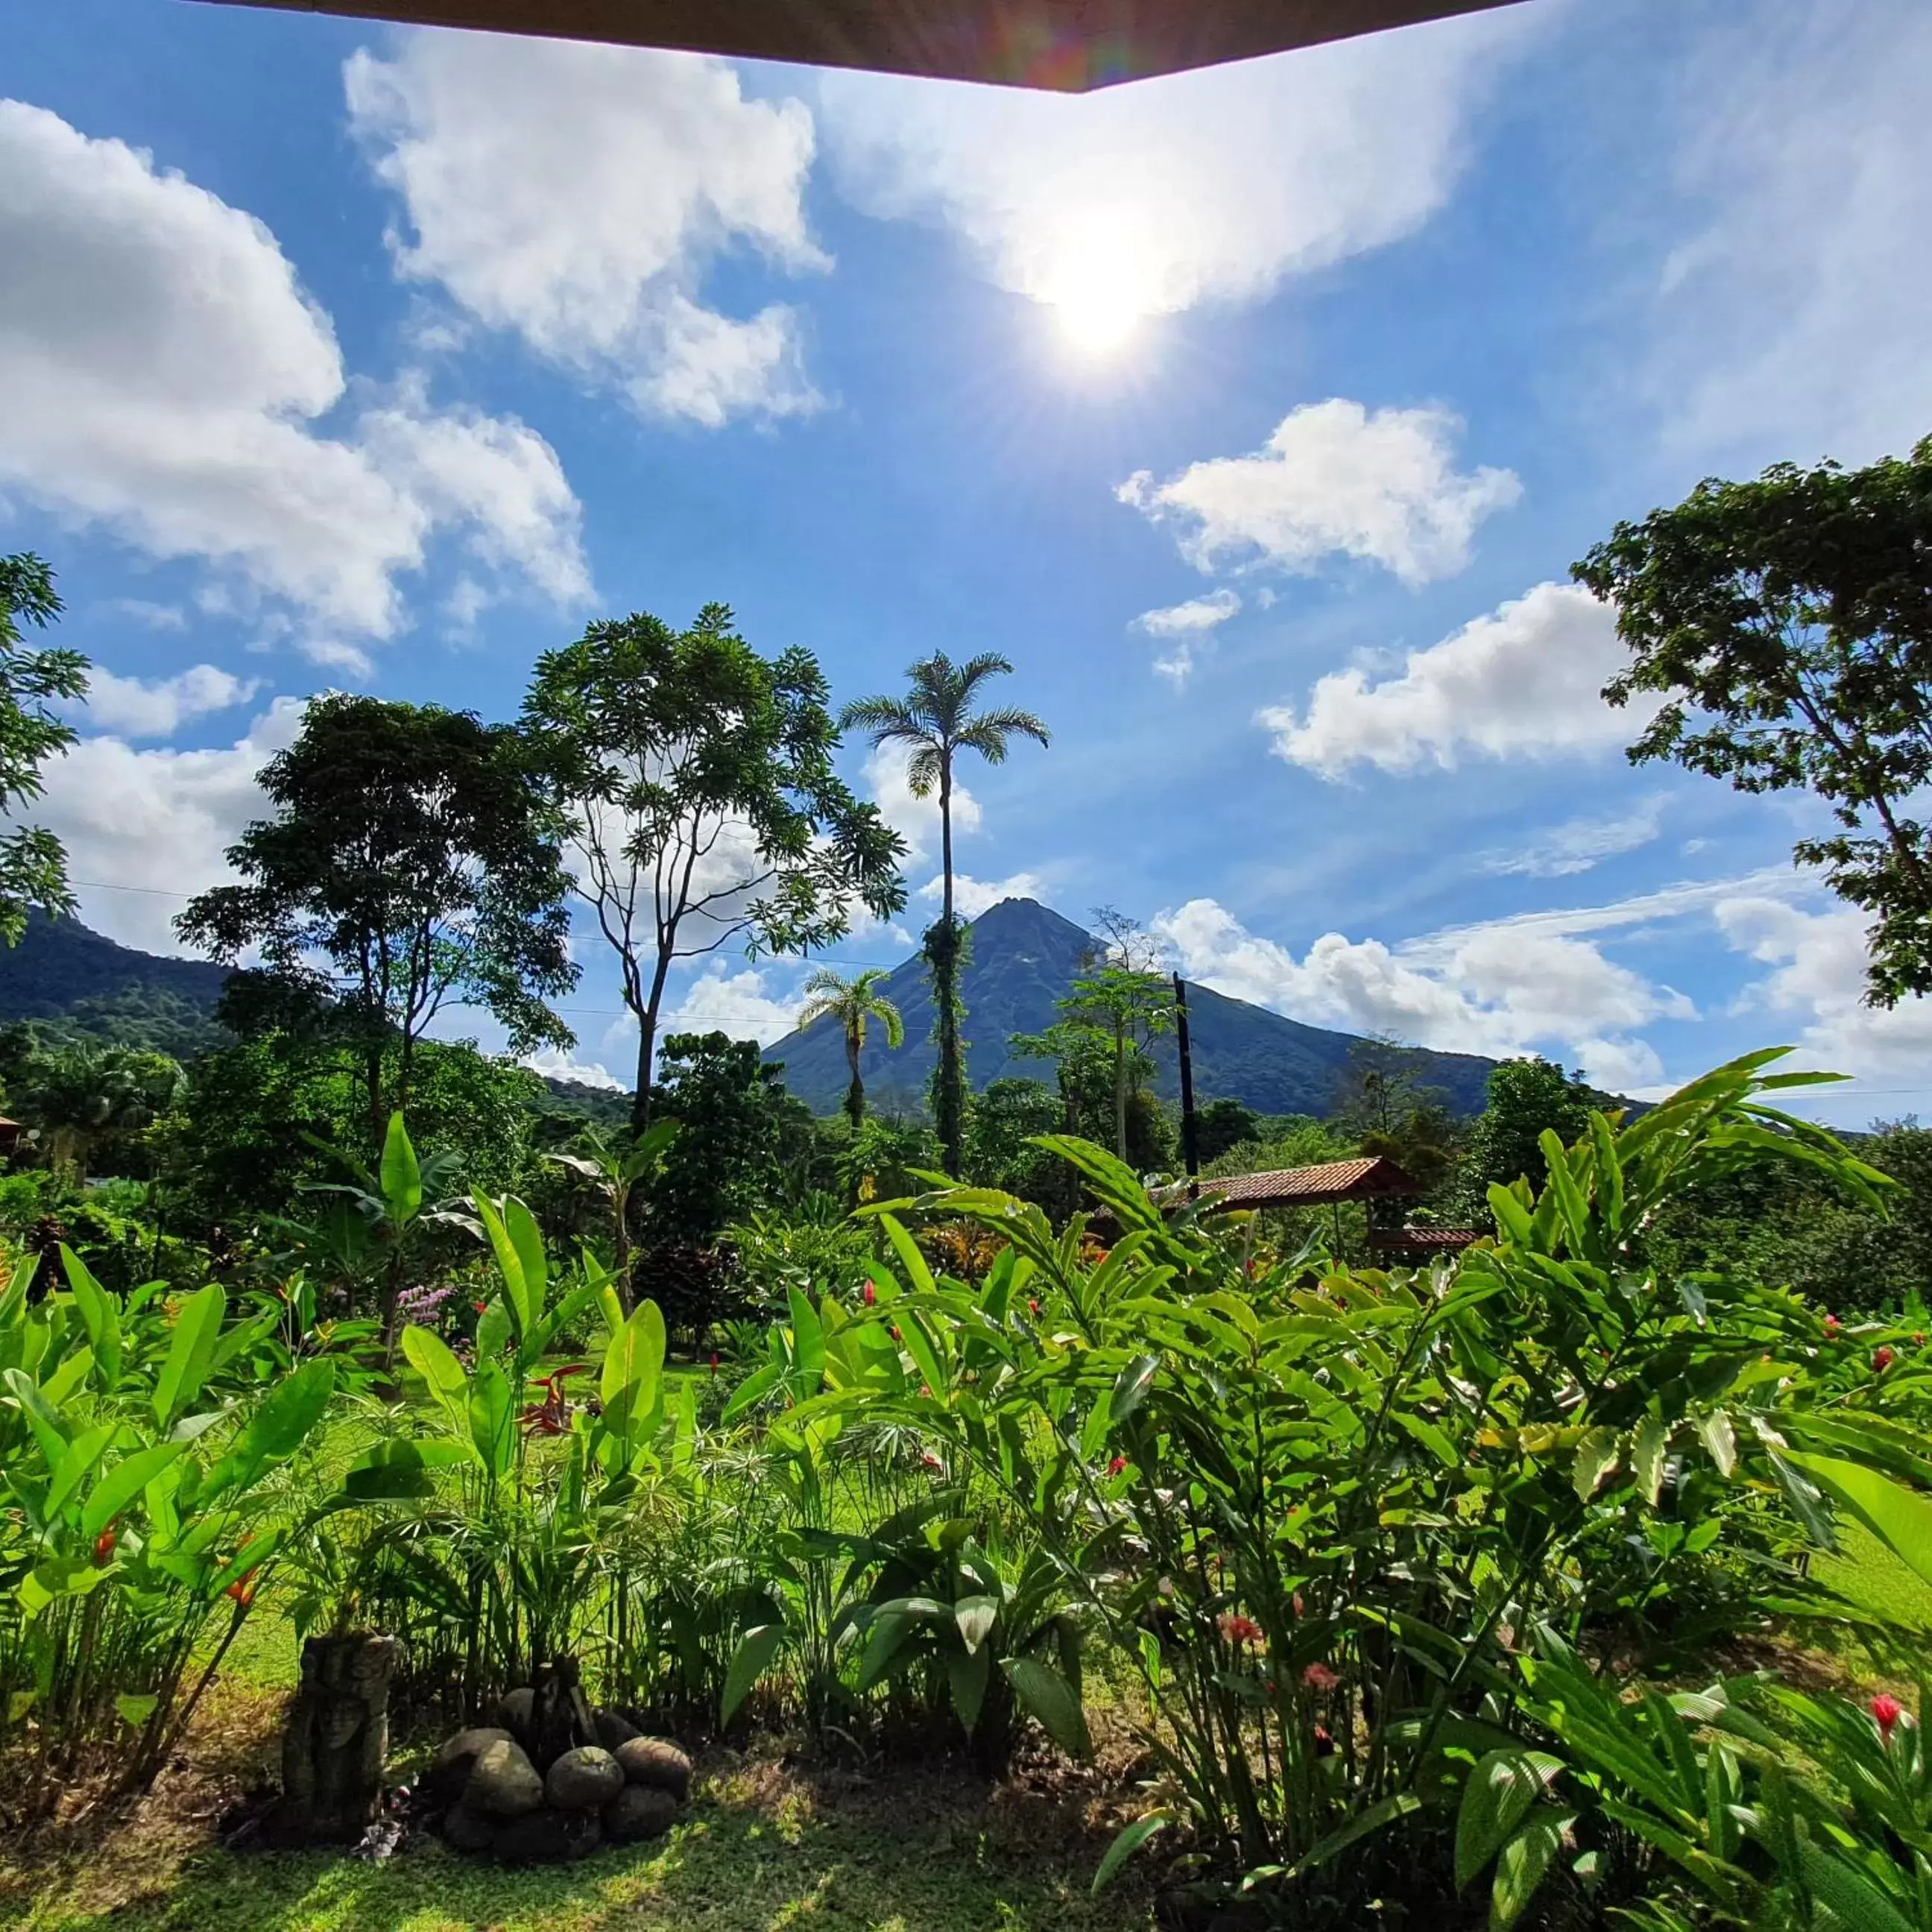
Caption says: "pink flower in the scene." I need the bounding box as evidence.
[1875,1345,1896,1375]
[1302,1662,1342,1692]
[862,1281,877,1306]
[1107,1456,1128,1477]
[1872,1693,1904,1743]
[1825,1314,1843,1336]
[1216,1611,1264,1647]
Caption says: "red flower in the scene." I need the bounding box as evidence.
[1216,1611,1264,1647]
[1825,1313,1843,1336]
[1872,1693,1904,1743]
[1027,1298,1041,1317]
[1302,1662,1341,1692]
[889,1325,901,1341]
[225,1570,259,1609]
[709,1351,720,1373]
[918,1383,931,1399]
[1916,1332,1927,1348]
[920,1450,944,1473]
[862,1281,877,1306]
[473,1300,487,1315]
[1107,1455,1128,1477]
[92,1524,118,1565]
[1875,1345,1896,1374]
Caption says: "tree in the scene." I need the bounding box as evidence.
[0,555,89,944]
[1456,1056,1606,1216]
[525,604,905,1133]
[16,1041,182,1182]
[841,652,1049,1175]
[1576,436,1932,1005]
[965,1076,1064,1202]
[1194,1097,1262,1166]
[1330,1035,1459,1194]
[177,695,576,1152]
[797,965,904,1126]
[645,1032,801,1250]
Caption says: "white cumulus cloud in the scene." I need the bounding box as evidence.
[1154,894,1692,1095]
[346,33,826,426]
[36,698,307,954]
[818,10,1525,328]
[664,959,805,1046]
[0,98,589,648]
[1260,581,1642,778]
[1132,588,1240,686]
[76,664,262,741]
[918,870,1046,921]
[862,744,982,868]
[1121,400,1519,588]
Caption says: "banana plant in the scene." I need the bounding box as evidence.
[543,1118,677,1288]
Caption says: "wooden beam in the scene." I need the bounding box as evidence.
[189,0,1527,91]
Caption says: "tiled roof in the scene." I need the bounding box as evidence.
[1161,1155,1423,1211]
[1366,1226,1485,1251]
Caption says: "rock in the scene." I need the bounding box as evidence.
[464,1737,545,1818]
[441,1801,496,1854]
[594,1708,640,1752]
[425,1727,514,1805]
[603,1784,679,1844]
[547,1746,623,1811]
[528,1658,594,1772]
[613,1736,692,1800]
[493,1687,535,1746]
[493,1804,602,1864]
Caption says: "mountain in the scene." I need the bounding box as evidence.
[763,897,1500,1120]
[0,912,236,1055]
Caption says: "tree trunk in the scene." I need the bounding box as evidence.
[845,1026,865,1128]
[266,1632,397,1845]
[935,764,963,1177]
[1114,1025,1129,1162]
[631,950,674,1136]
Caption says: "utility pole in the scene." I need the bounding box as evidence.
[1173,973,1199,1201]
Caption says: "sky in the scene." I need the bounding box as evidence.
[2,0,1931,1123]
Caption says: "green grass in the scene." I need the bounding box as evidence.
[2,1753,1148,1932]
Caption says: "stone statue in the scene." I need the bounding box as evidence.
[268,1632,397,1843]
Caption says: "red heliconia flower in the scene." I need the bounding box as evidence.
[226,1570,259,1609]
[473,1300,487,1316]
[862,1281,877,1306]
[709,1351,720,1373]
[1302,1661,1342,1692]
[1875,1345,1896,1375]
[921,1450,944,1474]
[1027,1298,1041,1317]
[1216,1611,1264,1647]
[1872,1693,1904,1743]
[93,1524,118,1565]
[1107,1455,1128,1477]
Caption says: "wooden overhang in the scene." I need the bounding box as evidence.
[1156,1153,1424,1214]
[192,0,1529,91]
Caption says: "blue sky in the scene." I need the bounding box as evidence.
[3,0,1931,1121]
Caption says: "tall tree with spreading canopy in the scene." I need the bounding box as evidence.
[840,652,1049,1175]
[1576,436,1932,1004]
[177,695,577,1151]
[524,603,906,1132]
[0,555,89,944]
[797,965,904,1126]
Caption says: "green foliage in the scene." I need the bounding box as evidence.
[523,603,906,1127]
[798,965,905,1126]
[965,1076,1065,1203]
[0,555,88,945]
[177,694,578,1149]
[11,1039,183,1181]
[1456,1055,1611,1213]
[1577,435,1932,1005]
[1193,1096,1262,1165]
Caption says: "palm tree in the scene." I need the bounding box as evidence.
[798,966,905,1127]
[841,654,1049,1174]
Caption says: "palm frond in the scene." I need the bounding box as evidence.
[905,745,943,796]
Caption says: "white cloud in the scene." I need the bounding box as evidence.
[36,699,306,953]
[1656,1,1932,464]
[523,1046,626,1091]
[0,98,590,646]
[920,871,1046,920]
[1260,581,1647,778]
[1121,401,1519,587]
[1482,798,1667,879]
[1717,894,1932,1086]
[1154,893,1691,1094]
[663,959,803,1046]
[1132,588,1240,687]
[818,10,1524,332]
[76,664,262,741]
[862,744,982,867]
[346,33,824,426]
[105,599,186,631]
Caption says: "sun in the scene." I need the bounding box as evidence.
[1037,217,1159,356]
